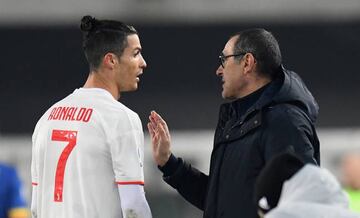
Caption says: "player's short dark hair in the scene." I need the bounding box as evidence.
[233,28,282,79]
[80,15,138,71]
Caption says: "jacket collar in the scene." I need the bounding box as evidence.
[219,67,284,125]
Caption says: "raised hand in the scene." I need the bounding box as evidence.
[147,111,172,167]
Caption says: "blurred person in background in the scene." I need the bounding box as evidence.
[0,162,29,218]
[148,28,320,218]
[341,153,360,213]
[31,15,151,218]
[254,152,359,218]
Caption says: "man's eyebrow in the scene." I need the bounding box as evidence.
[134,47,142,52]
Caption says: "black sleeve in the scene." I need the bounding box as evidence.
[261,106,319,165]
[158,153,209,210]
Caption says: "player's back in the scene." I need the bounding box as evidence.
[31,88,144,218]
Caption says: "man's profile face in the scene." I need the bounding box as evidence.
[115,34,147,92]
[216,36,246,100]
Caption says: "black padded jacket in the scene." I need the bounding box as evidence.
[160,66,320,218]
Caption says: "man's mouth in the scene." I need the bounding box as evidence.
[136,72,143,82]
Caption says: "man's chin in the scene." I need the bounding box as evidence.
[222,91,236,100]
[221,91,227,99]
[132,84,138,91]
[121,85,138,92]
[222,90,230,99]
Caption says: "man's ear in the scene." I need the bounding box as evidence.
[243,53,257,75]
[102,53,118,69]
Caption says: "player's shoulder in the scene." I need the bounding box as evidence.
[77,88,141,124]
[74,88,137,116]
[112,101,139,119]
[35,92,73,122]
[32,92,74,134]
[104,101,141,130]
[96,99,143,137]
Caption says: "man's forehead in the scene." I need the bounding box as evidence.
[126,34,141,49]
[223,36,238,52]
[228,35,239,46]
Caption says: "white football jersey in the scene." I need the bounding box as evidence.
[31,88,145,218]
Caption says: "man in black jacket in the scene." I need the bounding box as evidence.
[147,28,320,218]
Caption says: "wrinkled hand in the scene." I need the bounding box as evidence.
[147,111,172,167]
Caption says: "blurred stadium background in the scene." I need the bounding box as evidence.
[0,0,360,217]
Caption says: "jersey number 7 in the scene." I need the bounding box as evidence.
[51,130,78,202]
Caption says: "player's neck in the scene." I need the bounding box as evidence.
[83,71,120,100]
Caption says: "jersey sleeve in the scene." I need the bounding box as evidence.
[109,115,145,185]
[117,185,152,217]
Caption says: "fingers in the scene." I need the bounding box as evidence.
[151,111,167,126]
[148,112,157,128]
[147,122,155,138]
[148,111,172,166]
[157,121,168,141]
[147,122,159,145]
[150,111,170,138]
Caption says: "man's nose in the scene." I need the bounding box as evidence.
[216,65,223,76]
[140,55,147,68]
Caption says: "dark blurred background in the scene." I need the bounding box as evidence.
[1,22,359,133]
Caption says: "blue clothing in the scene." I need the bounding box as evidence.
[0,163,27,218]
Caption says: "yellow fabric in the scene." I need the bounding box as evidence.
[8,208,29,218]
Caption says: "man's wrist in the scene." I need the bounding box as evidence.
[158,153,180,176]
[158,152,171,167]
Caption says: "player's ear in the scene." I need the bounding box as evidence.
[102,53,118,69]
